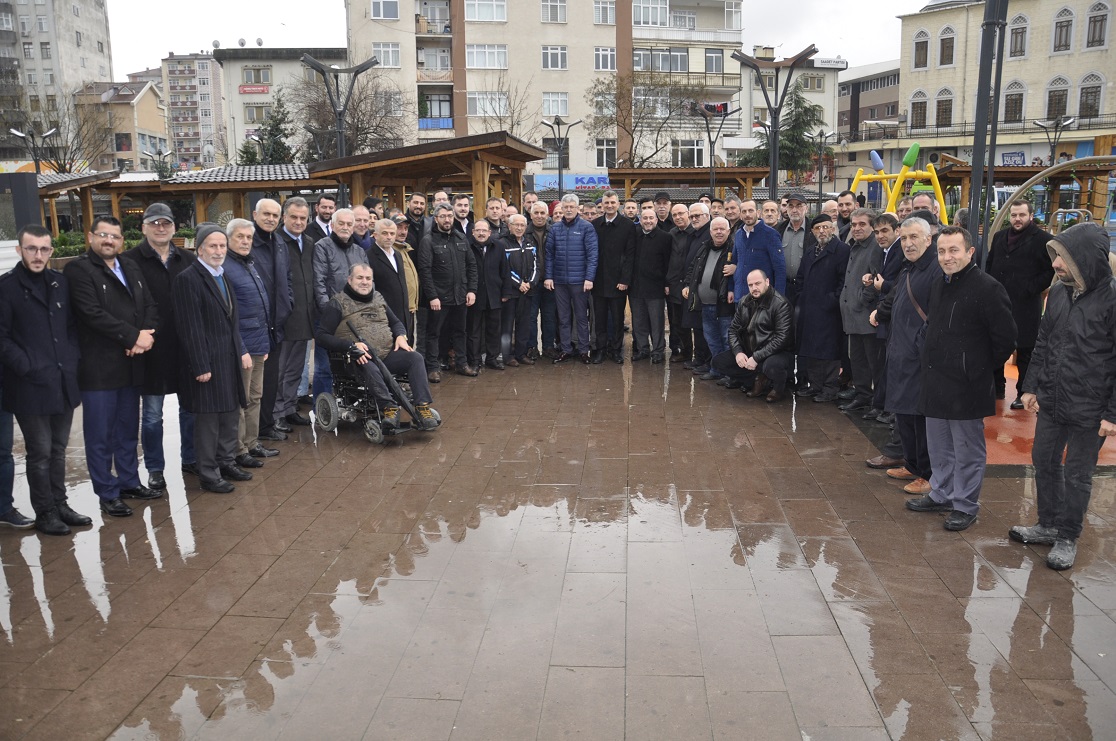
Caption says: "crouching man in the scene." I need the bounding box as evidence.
[315,264,439,431]
[710,269,794,402]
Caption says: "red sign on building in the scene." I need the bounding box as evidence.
[239,85,270,94]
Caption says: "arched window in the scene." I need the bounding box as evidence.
[1003,80,1026,122]
[935,87,954,128]
[913,30,929,68]
[1079,72,1104,117]
[910,90,928,128]
[938,26,956,65]
[1053,8,1075,51]
[1009,14,1029,56]
[1046,76,1071,118]
[1087,2,1110,47]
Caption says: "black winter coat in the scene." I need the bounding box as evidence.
[986,220,1054,347]
[64,251,158,391]
[796,237,850,360]
[881,246,943,415]
[727,287,793,361]
[417,227,477,306]
[278,228,316,342]
[0,264,81,416]
[919,263,1016,419]
[251,225,293,346]
[1023,223,1116,427]
[679,224,710,328]
[368,244,410,325]
[119,240,196,395]
[859,239,905,339]
[501,234,540,297]
[684,238,734,318]
[630,228,672,299]
[526,222,551,285]
[173,262,247,414]
[469,236,511,311]
[666,224,694,305]
[592,214,635,298]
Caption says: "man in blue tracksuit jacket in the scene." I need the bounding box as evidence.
[731,199,786,299]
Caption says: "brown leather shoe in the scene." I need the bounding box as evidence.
[428,371,441,383]
[866,454,905,469]
[903,478,931,495]
[745,375,770,398]
[886,467,917,481]
[765,388,785,403]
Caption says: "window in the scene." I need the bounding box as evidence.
[726,1,742,30]
[672,139,704,167]
[29,97,40,112]
[1009,15,1028,56]
[426,93,451,117]
[593,93,615,116]
[18,15,29,32]
[594,0,615,24]
[754,73,775,90]
[913,30,929,68]
[199,61,208,70]
[706,49,723,74]
[1004,81,1025,122]
[670,47,689,72]
[886,103,898,116]
[633,0,668,26]
[466,0,505,21]
[42,71,52,84]
[1053,8,1074,51]
[542,138,569,169]
[910,91,927,128]
[199,93,210,102]
[373,90,404,115]
[71,3,79,15]
[634,87,669,117]
[542,45,567,70]
[542,92,568,117]
[200,108,211,118]
[0,47,11,58]
[1046,76,1070,118]
[939,26,955,65]
[97,41,103,53]
[372,42,400,68]
[869,107,878,118]
[633,48,650,71]
[935,88,953,127]
[75,30,81,46]
[466,44,507,69]
[45,94,55,109]
[839,84,850,97]
[1087,2,1109,47]
[242,67,271,84]
[200,77,209,86]
[36,14,46,31]
[800,75,824,91]
[0,12,11,30]
[22,42,32,58]
[541,0,565,23]
[244,104,272,123]
[467,91,509,116]
[26,72,35,85]
[595,47,616,71]
[1080,73,1103,116]
[596,138,616,168]
[671,10,696,29]
[371,0,399,19]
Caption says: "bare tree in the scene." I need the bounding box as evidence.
[584,72,711,167]
[468,72,543,141]
[41,87,113,174]
[284,72,414,161]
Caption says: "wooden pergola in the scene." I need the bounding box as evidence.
[938,162,1114,221]
[307,131,547,209]
[606,166,773,202]
[38,170,121,236]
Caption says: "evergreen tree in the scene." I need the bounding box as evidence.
[738,80,829,177]
[236,139,260,166]
[255,93,296,165]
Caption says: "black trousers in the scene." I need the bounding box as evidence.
[423,303,467,371]
[804,358,841,394]
[895,413,932,480]
[15,410,74,516]
[848,333,884,406]
[467,305,502,365]
[1033,413,1107,540]
[357,349,432,406]
[710,350,794,390]
[195,410,239,485]
[667,300,690,358]
[592,294,627,356]
[995,346,1034,398]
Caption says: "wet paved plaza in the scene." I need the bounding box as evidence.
[2,359,1116,740]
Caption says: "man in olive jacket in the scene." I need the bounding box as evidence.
[906,226,1016,532]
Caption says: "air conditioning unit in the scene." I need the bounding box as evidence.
[927,152,941,164]
[897,114,908,123]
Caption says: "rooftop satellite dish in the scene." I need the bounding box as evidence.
[256,38,263,47]
[212,40,220,49]
[238,38,246,47]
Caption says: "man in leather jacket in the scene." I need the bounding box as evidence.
[710,269,794,402]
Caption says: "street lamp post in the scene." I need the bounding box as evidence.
[1034,116,1075,167]
[142,147,175,178]
[809,129,836,206]
[694,103,742,195]
[540,115,582,200]
[301,54,380,207]
[731,45,819,201]
[9,126,58,174]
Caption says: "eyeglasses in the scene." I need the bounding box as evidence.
[22,246,53,255]
[146,219,174,228]
[94,232,123,241]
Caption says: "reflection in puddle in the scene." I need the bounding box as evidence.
[74,524,110,623]
[20,536,54,640]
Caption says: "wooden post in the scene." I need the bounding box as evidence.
[471,157,490,206]
[110,191,123,221]
[80,187,95,235]
[48,198,59,237]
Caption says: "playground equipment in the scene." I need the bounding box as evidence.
[850,143,948,217]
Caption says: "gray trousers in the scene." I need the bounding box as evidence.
[195,410,239,485]
[554,284,591,354]
[630,297,666,356]
[925,417,986,515]
[273,338,309,419]
[1032,413,1107,540]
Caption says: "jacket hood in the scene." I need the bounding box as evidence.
[1047,222,1110,292]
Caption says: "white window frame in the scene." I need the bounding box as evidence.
[0,12,12,30]
[36,14,46,31]
[705,48,724,74]
[467,91,509,116]
[634,86,669,118]
[542,45,567,70]
[633,0,669,27]
[672,139,705,168]
[1009,14,1029,58]
[594,0,615,25]
[938,26,956,67]
[371,0,399,19]
[373,90,404,116]
[541,0,565,23]
[1052,7,1075,53]
[725,1,742,30]
[594,47,617,71]
[465,44,507,69]
[670,10,696,29]
[244,104,272,123]
[372,42,400,68]
[542,91,568,117]
[1086,2,1109,49]
[912,29,929,69]
[466,0,506,22]
[595,138,617,168]
[1079,72,1104,116]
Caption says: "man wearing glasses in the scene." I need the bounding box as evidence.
[64,216,161,518]
[121,203,198,491]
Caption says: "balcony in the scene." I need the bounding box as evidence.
[168,67,195,77]
[417,67,452,83]
[174,131,201,139]
[632,26,741,44]
[419,117,454,130]
[171,114,199,123]
[179,146,201,154]
[844,112,1116,144]
[416,16,452,35]
[0,83,22,97]
[634,70,742,91]
[0,29,16,45]
[169,83,197,92]
[170,100,198,108]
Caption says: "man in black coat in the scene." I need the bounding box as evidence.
[680,203,712,371]
[906,226,1016,532]
[795,214,850,402]
[591,191,635,364]
[466,220,510,370]
[302,194,336,245]
[527,202,556,357]
[0,226,91,535]
[250,198,295,439]
[273,197,315,431]
[173,224,251,494]
[120,202,197,490]
[417,203,478,379]
[665,203,694,362]
[711,269,794,401]
[986,201,1053,408]
[368,218,411,336]
[683,217,736,381]
[65,216,161,518]
[629,209,672,363]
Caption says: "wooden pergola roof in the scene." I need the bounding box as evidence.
[606,166,773,201]
[37,170,122,235]
[307,130,547,209]
[937,162,1115,221]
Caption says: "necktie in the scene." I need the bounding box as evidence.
[214,274,230,307]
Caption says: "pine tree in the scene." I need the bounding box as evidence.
[254,93,296,164]
[236,139,260,166]
[738,80,828,177]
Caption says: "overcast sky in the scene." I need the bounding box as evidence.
[108,0,931,78]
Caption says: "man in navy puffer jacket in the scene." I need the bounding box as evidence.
[544,194,599,363]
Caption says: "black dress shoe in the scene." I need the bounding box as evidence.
[612,353,624,364]
[285,412,311,426]
[651,354,663,364]
[249,444,280,458]
[235,453,264,469]
[56,503,92,527]
[838,400,870,413]
[121,484,163,500]
[273,418,293,433]
[201,478,236,494]
[298,394,312,407]
[258,428,288,441]
[220,464,254,482]
[486,360,505,370]
[837,387,857,400]
[456,365,479,377]
[1009,397,1024,410]
[591,351,605,364]
[580,353,592,364]
[181,461,200,477]
[34,509,71,536]
[100,498,133,517]
[148,470,167,490]
[553,352,572,364]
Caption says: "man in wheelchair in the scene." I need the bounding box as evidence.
[315,264,439,432]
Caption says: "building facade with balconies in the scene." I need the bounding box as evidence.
[74,81,168,173]
[161,51,224,169]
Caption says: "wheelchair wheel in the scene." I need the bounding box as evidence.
[363,419,384,444]
[315,392,339,432]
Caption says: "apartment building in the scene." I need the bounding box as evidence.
[347,0,747,182]
[835,60,901,188]
[161,51,224,168]
[73,80,168,172]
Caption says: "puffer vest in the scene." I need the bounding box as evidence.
[333,291,395,358]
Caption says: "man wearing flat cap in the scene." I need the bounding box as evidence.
[795,213,850,402]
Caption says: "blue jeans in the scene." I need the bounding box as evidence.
[82,386,142,500]
[701,305,731,374]
[141,394,196,471]
[0,408,14,514]
[313,321,333,396]
[298,343,311,397]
